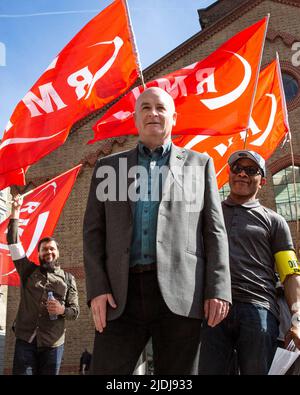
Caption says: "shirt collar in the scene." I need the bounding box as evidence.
[40,264,62,276]
[223,196,261,209]
[138,141,172,158]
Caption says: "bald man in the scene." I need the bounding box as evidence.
[83,87,231,374]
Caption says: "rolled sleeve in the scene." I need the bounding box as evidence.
[8,243,26,261]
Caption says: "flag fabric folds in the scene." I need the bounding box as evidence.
[173,58,289,189]
[0,0,139,179]
[90,17,268,144]
[0,168,27,191]
[0,164,81,286]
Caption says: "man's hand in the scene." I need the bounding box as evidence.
[47,299,65,316]
[282,275,300,349]
[11,194,23,218]
[289,325,300,350]
[285,312,300,350]
[204,298,230,327]
[91,294,117,333]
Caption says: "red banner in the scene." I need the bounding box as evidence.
[90,17,268,143]
[0,0,139,178]
[173,58,289,189]
[0,168,27,191]
[0,164,81,286]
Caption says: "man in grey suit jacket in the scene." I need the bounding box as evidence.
[83,87,231,374]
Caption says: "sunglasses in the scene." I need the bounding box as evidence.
[230,163,262,176]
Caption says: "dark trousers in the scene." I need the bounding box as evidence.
[13,338,64,375]
[90,270,202,375]
[198,302,279,375]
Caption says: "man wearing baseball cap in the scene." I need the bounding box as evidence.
[199,149,300,375]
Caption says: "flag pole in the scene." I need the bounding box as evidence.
[287,133,300,257]
[123,0,146,89]
[10,164,82,201]
[19,189,34,199]
[276,52,300,257]
[243,14,270,149]
[9,185,36,206]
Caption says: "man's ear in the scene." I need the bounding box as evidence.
[172,112,177,126]
[260,177,267,187]
[133,111,139,129]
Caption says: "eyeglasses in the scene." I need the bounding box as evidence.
[230,163,262,176]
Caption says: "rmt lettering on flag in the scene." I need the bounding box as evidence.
[0,0,139,179]
[174,57,289,189]
[90,17,268,143]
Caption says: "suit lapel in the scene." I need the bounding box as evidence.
[126,147,138,217]
[162,144,187,200]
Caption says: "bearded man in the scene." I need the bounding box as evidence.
[7,194,79,375]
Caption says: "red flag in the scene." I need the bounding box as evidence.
[0,164,81,286]
[90,17,268,143]
[0,168,27,191]
[173,58,289,189]
[0,0,139,176]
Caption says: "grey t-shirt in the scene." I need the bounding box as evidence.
[222,197,294,319]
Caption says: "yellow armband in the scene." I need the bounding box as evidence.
[274,250,300,283]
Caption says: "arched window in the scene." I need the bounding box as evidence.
[273,166,300,221]
[282,72,299,102]
[219,183,230,201]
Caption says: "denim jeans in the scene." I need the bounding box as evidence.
[198,302,279,375]
[13,338,64,375]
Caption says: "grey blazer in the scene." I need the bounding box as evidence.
[83,143,231,320]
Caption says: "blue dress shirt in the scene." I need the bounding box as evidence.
[130,141,171,267]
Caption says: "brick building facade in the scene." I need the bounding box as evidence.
[3,0,300,374]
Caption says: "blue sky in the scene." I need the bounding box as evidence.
[0,0,215,137]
